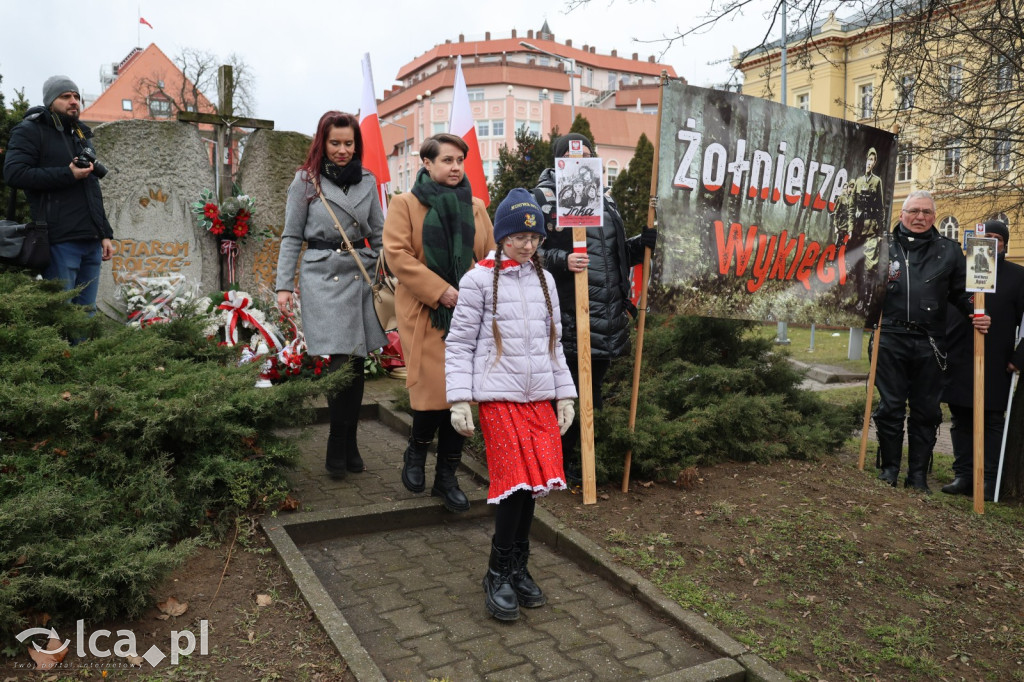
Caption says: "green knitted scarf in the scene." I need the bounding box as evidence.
[411,167,477,333]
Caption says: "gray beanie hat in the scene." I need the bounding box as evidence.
[43,75,79,108]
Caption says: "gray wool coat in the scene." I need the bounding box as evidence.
[275,169,387,357]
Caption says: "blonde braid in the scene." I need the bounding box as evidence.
[532,252,557,356]
[491,248,504,362]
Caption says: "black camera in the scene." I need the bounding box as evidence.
[74,148,108,179]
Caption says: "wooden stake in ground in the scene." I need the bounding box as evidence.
[573,225,597,505]
[622,71,668,493]
[177,65,274,289]
[857,320,883,471]
[973,292,986,514]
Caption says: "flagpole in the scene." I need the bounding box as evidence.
[622,71,667,493]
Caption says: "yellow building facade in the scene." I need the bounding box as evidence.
[734,6,1022,263]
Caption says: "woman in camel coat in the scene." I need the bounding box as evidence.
[383,133,494,513]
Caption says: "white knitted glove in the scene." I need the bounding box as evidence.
[450,401,475,437]
[556,399,575,436]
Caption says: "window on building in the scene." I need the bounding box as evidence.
[553,92,565,104]
[796,92,809,111]
[898,74,915,110]
[939,216,960,242]
[528,120,541,136]
[539,90,549,101]
[475,120,489,137]
[858,83,874,119]
[944,139,962,176]
[993,133,1012,171]
[606,161,619,185]
[896,143,913,182]
[432,122,446,134]
[947,62,963,99]
[121,99,133,111]
[467,88,485,101]
[491,120,504,137]
[607,71,617,90]
[539,56,550,67]
[996,54,1014,92]
[148,98,171,117]
[585,67,594,88]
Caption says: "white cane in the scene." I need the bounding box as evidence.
[995,370,1019,504]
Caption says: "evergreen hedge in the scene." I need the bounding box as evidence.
[592,315,862,481]
[0,271,346,650]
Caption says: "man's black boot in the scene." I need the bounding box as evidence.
[401,439,429,493]
[510,540,546,607]
[482,540,520,621]
[431,454,470,512]
[940,477,972,496]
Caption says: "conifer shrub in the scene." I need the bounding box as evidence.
[0,271,347,648]
[592,315,861,481]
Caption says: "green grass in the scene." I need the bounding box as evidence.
[753,323,873,374]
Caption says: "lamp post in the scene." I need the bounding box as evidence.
[380,119,410,191]
[519,40,575,123]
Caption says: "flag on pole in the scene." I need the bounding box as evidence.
[139,17,153,29]
[359,53,391,216]
[449,56,490,207]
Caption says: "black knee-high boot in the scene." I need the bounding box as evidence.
[326,355,365,478]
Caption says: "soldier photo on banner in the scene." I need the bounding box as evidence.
[965,233,998,293]
[650,82,898,327]
[555,157,604,229]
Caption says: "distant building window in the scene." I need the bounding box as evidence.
[121,99,133,111]
[898,74,915,110]
[944,139,962,176]
[948,62,963,99]
[606,160,619,185]
[858,83,874,119]
[607,71,617,90]
[896,143,913,182]
[467,88,485,101]
[528,120,541,135]
[993,134,1012,171]
[148,98,172,117]
[796,92,809,111]
[996,54,1014,92]
[553,92,565,104]
[539,56,550,67]
[939,216,959,242]
[585,67,594,88]
[476,120,490,137]
[539,90,549,101]
[491,120,504,137]
[432,122,446,134]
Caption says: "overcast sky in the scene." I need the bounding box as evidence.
[1,0,779,135]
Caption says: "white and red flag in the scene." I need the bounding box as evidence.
[448,56,490,207]
[139,17,153,29]
[359,53,391,215]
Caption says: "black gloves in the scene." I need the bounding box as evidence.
[639,229,658,251]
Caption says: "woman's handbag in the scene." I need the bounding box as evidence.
[0,190,50,270]
[317,187,393,333]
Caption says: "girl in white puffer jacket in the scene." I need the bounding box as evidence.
[445,188,577,622]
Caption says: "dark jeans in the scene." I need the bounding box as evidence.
[872,332,944,472]
[45,239,103,312]
[411,408,465,456]
[948,404,1006,483]
[560,353,612,461]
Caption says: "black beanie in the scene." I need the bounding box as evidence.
[982,219,1010,244]
[552,133,595,160]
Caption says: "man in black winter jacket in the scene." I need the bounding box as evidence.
[940,220,1024,501]
[873,190,990,493]
[3,75,113,311]
[533,133,657,483]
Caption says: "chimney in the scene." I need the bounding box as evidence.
[648,55,655,62]
[459,34,464,42]
[485,31,490,40]
[632,52,638,60]
[582,44,588,52]
[590,46,596,54]
[511,28,517,38]
[611,49,617,57]
[528,29,534,38]
[566,39,572,47]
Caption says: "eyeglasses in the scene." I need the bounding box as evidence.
[902,208,935,216]
[507,234,543,246]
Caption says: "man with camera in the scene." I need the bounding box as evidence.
[3,75,113,311]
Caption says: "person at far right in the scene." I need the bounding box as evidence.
[940,220,1024,501]
[873,190,990,493]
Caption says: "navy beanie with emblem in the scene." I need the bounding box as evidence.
[43,75,79,108]
[493,188,546,244]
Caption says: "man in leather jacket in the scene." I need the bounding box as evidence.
[3,75,113,311]
[532,133,657,483]
[874,190,990,492]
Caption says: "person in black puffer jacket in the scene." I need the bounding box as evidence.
[533,133,657,483]
[3,75,113,312]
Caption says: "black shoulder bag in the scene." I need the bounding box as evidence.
[0,188,50,270]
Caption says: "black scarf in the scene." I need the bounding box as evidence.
[410,167,477,334]
[321,158,363,191]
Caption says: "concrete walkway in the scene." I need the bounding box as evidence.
[262,377,785,682]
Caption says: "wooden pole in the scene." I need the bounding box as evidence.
[574,225,597,505]
[622,71,667,493]
[857,320,883,470]
[973,292,986,514]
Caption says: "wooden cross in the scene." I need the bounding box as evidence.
[176,65,274,287]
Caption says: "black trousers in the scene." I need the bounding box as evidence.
[560,353,612,461]
[872,333,945,472]
[948,404,1006,483]
[410,408,465,456]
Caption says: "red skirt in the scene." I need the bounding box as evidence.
[478,401,566,503]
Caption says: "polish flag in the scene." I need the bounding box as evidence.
[359,53,391,216]
[139,17,153,29]
[449,56,490,207]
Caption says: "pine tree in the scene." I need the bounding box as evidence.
[611,133,655,237]
[569,113,594,145]
[0,74,31,222]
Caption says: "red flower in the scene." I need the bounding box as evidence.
[233,223,249,238]
[204,203,219,219]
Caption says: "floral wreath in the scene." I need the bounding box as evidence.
[192,188,255,241]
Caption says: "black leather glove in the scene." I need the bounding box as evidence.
[639,229,658,251]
